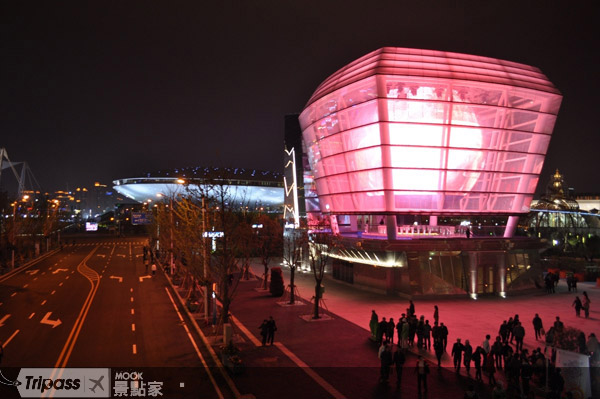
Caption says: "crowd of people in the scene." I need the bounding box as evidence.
[371,297,598,398]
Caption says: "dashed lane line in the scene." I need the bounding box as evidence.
[3,329,20,347]
[41,300,47,305]
[132,344,137,354]
[29,313,35,319]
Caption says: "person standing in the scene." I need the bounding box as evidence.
[452,338,464,372]
[532,314,543,341]
[485,351,496,386]
[379,344,393,384]
[266,316,277,345]
[433,305,439,325]
[582,291,591,319]
[151,263,157,276]
[392,347,405,388]
[463,339,473,373]
[482,334,491,355]
[415,355,429,394]
[369,310,379,341]
[472,347,483,381]
[423,320,432,350]
[378,317,388,344]
[573,296,583,317]
[409,300,415,318]
[387,318,396,345]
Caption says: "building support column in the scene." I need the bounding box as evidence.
[504,216,519,238]
[429,216,438,226]
[386,215,397,241]
[497,252,507,298]
[349,215,358,231]
[469,252,478,300]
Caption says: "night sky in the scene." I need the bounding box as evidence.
[2,2,598,195]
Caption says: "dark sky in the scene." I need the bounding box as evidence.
[1,1,598,195]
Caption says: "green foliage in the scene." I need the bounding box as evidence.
[553,326,584,352]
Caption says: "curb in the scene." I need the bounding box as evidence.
[0,248,61,282]
[160,265,253,399]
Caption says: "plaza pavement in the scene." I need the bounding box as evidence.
[219,259,598,398]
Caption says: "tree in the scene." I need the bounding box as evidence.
[282,221,307,304]
[256,214,283,289]
[308,219,338,319]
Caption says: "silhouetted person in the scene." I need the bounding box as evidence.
[532,313,543,340]
[415,355,429,394]
[452,338,464,372]
[573,296,583,317]
[472,347,483,381]
[582,291,591,318]
[392,347,405,387]
[266,316,277,345]
[463,339,473,373]
[259,319,268,346]
[379,344,393,384]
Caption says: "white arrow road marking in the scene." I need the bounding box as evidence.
[25,269,39,276]
[97,254,106,258]
[41,312,62,328]
[116,254,126,258]
[110,276,123,283]
[136,254,143,258]
[52,268,68,274]
[0,314,11,326]
[139,276,151,282]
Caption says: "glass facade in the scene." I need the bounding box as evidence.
[299,48,562,215]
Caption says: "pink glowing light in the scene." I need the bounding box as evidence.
[299,48,562,215]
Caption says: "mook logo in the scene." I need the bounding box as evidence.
[15,368,110,398]
[113,371,163,397]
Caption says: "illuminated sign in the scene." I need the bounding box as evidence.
[85,222,98,231]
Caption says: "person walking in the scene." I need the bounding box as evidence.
[463,339,473,373]
[259,319,269,346]
[415,355,429,394]
[392,347,405,388]
[512,322,525,354]
[532,314,543,341]
[440,322,449,351]
[491,336,503,370]
[582,291,591,318]
[151,263,157,276]
[266,316,277,345]
[485,351,497,386]
[573,296,583,317]
[451,338,464,372]
[482,334,491,354]
[369,310,379,341]
[434,337,444,368]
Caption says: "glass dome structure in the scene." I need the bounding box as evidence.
[299,47,562,215]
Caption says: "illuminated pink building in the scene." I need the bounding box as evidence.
[295,48,562,297]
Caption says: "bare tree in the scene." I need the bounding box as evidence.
[282,221,307,304]
[309,219,338,319]
[256,214,283,289]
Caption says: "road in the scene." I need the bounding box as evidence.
[0,235,232,398]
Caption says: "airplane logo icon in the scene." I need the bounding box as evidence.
[89,375,104,393]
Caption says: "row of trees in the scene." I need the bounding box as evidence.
[0,193,63,270]
[150,177,340,324]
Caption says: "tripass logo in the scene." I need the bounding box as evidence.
[14,368,110,398]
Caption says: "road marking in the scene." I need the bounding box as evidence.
[130,288,133,293]
[132,344,137,354]
[28,313,35,319]
[11,292,17,297]
[23,284,28,288]
[130,297,134,302]
[66,276,70,279]
[3,329,19,347]
[25,269,39,276]
[34,277,38,281]
[59,282,63,287]
[41,300,47,305]
[71,270,75,274]
[53,268,68,274]
[164,287,224,399]
[51,290,56,295]
[131,309,135,315]
[229,313,262,347]
[116,254,126,258]
[41,312,62,328]
[0,314,11,326]
[41,272,46,275]
[131,324,135,332]
[110,276,123,283]
[275,342,347,399]
[96,254,106,258]
[139,276,151,282]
